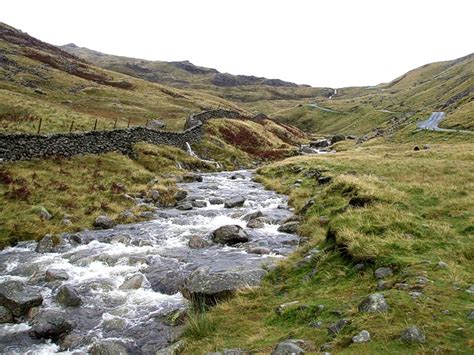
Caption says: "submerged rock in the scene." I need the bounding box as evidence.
[46,268,69,282]
[188,235,211,249]
[212,225,249,245]
[0,280,43,316]
[119,274,144,290]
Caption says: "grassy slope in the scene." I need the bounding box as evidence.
[273,54,473,135]
[183,139,474,353]
[0,23,247,133]
[0,144,215,248]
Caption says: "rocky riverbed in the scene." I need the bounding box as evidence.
[0,171,300,354]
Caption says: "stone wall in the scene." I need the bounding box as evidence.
[0,124,203,161]
[0,109,265,162]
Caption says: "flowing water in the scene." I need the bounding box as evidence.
[0,171,299,354]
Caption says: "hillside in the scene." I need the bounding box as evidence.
[60,44,332,113]
[273,54,473,135]
[0,22,249,133]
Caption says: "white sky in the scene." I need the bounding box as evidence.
[2,0,473,87]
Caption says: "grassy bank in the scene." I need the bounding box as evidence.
[0,144,214,247]
[183,141,474,353]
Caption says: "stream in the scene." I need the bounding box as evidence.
[0,170,299,354]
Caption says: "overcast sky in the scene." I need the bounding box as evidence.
[2,0,473,87]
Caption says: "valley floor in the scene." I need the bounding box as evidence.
[183,140,474,353]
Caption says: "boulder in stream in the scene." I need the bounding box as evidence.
[55,285,83,307]
[277,221,300,234]
[0,280,43,316]
[212,225,249,245]
[30,309,75,340]
[224,196,246,208]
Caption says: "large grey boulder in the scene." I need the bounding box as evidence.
[182,267,267,305]
[310,139,330,148]
[400,326,426,343]
[271,339,306,354]
[224,196,246,208]
[93,215,116,230]
[55,285,82,307]
[212,225,249,245]
[358,293,389,313]
[0,280,43,316]
[30,309,75,340]
[209,197,224,205]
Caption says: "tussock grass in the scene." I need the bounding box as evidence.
[183,142,474,354]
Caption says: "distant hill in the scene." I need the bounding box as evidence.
[60,44,332,112]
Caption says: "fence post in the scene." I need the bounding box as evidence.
[127,118,131,128]
[114,118,118,129]
[69,121,74,133]
[93,119,98,131]
[37,117,42,134]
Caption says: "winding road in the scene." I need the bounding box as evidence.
[417,112,473,134]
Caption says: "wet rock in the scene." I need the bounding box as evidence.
[330,134,346,145]
[55,285,82,307]
[212,225,249,245]
[375,267,393,279]
[278,221,299,234]
[36,234,63,253]
[182,174,203,183]
[243,210,263,221]
[247,217,271,229]
[230,173,246,180]
[247,247,271,255]
[93,215,116,229]
[358,293,389,313]
[0,280,43,316]
[176,203,193,211]
[30,309,75,340]
[146,258,188,295]
[175,190,188,201]
[271,339,306,354]
[89,339,141,355]
[352,330,371,343]
[182,266,267,305]
[310,139,330,148]
[224,196,246,208]
[328,318,349,337]
[0,305,13,323]
[318,176,332,185]
[188,235,211,249]
[400,326,426,343]
[156,340,186,355]
[149,189,161,202]
[189,200,206,208]
[102,316,126,331]
[119,274,144,290]
[209,197,224,205]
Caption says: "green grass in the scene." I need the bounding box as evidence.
[0,144,215,247]
[183,142,474,354]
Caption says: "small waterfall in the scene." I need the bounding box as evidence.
[185,142,222,169]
